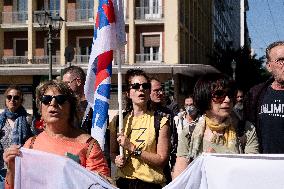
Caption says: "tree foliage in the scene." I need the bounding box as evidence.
[211,44,270,92]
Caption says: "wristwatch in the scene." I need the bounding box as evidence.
[133,148,142,156]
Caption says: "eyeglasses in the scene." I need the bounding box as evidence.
[270,58,284,65]
[130,83,151,90]
[40,95,68,105]
[6,95,20,101]
[152,88,164,94]
[65,78,77,85]
[212,89,234,103]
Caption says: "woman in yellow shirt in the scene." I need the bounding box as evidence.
[110,69,170,189]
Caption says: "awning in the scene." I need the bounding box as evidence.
[0,63,219,77]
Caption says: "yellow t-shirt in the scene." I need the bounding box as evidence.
[109,111,168,184]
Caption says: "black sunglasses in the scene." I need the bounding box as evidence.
[212,89,234,103]
[130,83,151,90]
[40,95,68,105]
[6,95,20,101]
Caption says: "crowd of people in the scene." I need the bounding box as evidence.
[1,40,284,188]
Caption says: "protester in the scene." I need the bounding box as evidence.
[233,89,244,120]
[0,85,33,187]
[172,73,259,179]
[62,66,92,133]
[174,95,197,136]
[184,95,194,107]
[110,69,170,189]
[174,104,199,137]
[244,41,284,153]
[3,80,110,188]
[150,77,177,183]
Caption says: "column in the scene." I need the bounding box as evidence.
[27,0,36,64]
[60,0,67,66]
[164,0,179,64]
[0,0,4,59]
[128,0,135,65]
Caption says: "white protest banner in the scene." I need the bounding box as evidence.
[164,153,284,189]
[15,148,117,189]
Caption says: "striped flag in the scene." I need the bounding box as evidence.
[84,0,125,150]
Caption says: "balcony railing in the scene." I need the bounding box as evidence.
[1,56,28,64]
[67,9,94,22]
[2,11,28,24]
[135,6,163,20]
[75,55,90,64]
[33,56,60,64]
[136,53,161,63]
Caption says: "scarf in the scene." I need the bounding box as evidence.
[205,116,236,147]
[0,106,31,145]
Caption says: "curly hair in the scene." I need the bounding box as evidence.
[124,69,150,112]
[36,80,79,125]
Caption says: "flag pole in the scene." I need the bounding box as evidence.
[117,49,124,156]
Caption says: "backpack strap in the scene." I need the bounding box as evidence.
[86,137,98,158]
[154,111,162,145]
[29,136,37,149]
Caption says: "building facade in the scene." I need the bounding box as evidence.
[0,0,246,112]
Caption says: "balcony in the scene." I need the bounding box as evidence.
[136,53,162,63]
[33,56,60,64]
[66,9,94,28]
[2,11,28,24]
[135,6,163,21]
[74,55,89,64]
[1,56,28,64]
[67,9,94,22]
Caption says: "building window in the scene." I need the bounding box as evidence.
[14,0,28,22]
[140,0,162,18]
[141,34,161,62]
[77,37,92,63]
[78,0,94,20]
[49,0,60,10]
[14,39,28,56]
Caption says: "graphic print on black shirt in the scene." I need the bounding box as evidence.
[259,86,284,153]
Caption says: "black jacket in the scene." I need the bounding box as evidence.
[243,77,274,152]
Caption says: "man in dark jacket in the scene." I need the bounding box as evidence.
[244,41,284,153]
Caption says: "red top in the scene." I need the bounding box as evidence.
[5,131,109,188]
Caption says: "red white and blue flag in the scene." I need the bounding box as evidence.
[85,0,125,150]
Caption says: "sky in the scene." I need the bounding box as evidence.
[247,0,284,59]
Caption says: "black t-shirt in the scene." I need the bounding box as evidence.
[259,86,284,153]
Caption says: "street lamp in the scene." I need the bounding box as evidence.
[231,59,237,80]
[34,11,64,80]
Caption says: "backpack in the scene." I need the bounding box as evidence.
[115,111,172,184]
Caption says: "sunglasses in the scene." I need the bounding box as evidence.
[40,95,68,105]
[212,89,234,103]
[6,95,20,101]
[130,83,151,90]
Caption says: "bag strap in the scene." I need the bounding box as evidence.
[86,138,98,158]
[154,111,162,145]
[29,136,37,149]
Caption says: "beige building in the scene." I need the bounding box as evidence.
[0,0,225,113]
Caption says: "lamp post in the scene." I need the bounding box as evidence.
[34,11,64,80]
[231,59,237,80]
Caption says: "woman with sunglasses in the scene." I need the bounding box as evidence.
[0,85,33,187]
[3,80,110,188]
[173,73,259,179]
[110,69,170,189]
